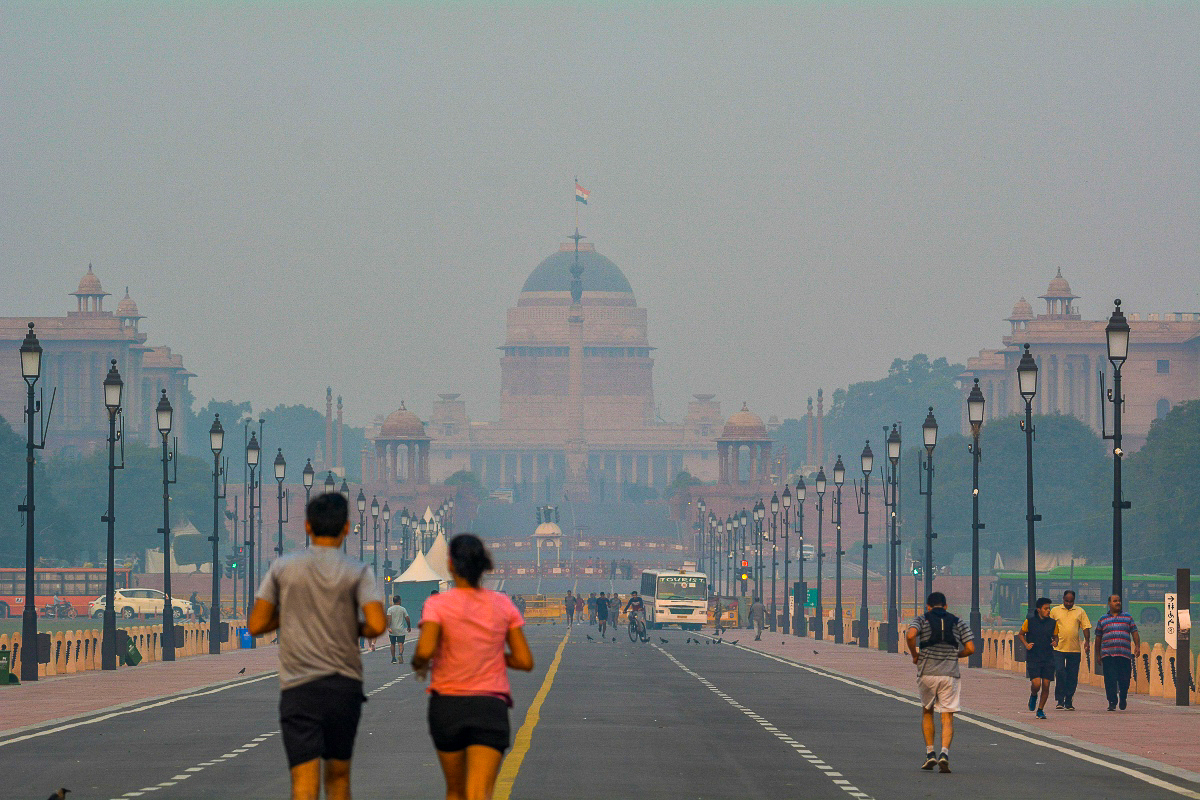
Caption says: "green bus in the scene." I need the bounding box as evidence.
[991,566,1197,624]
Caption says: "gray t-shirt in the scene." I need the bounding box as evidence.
[256,546,383,690]
[908,612,974,678]
[387,604,410,635]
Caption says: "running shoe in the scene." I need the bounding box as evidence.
[938,754,951,773]
[1028,693,1037,711]
[1119,697,1127,710]
[921,753,937,770]
[1055,702,1065,710]
[1036,709,1047,719]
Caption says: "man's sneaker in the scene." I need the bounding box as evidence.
[1108,703,1117,711]
[1055,702,1065,710]
[921,753,937,770]
[1119,697,1127,710]
[1065,703,1075,710]
[938,754,951,773]
[391,658,398,664]
[1036,709,1047,719]
[1028,693,1037,711]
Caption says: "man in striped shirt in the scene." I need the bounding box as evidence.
[1094,594,1141,711]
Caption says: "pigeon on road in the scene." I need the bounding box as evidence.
[611,637,616,642]
[46,789,70,800]
[686,638,692,643]
[586,634,594,641]
[238,667,246,675]
[659,637,669,644]
[813,650,819,654]
[729,640,739,645]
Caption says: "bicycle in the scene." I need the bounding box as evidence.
[628,609,648,643]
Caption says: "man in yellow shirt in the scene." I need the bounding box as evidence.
[1050,590,1091,710]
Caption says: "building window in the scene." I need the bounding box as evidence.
[1157,398,1171,419]
[1157,359,1170,374]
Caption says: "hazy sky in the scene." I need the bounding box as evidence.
[4,4,1197,426]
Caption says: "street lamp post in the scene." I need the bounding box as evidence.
[100,360,123,671]
[245,432,260,636]
[696,498,706,571]
[769,492,779,631]
[356,490,367,562]
[885,424,901,653]
[18,324,52,681]
[814,467,827,641]
[324,471,336,496]
[833,456,845,644]
[707,513,716,591]
[1017,343,1041,617]
[302,459,314,546]
[370,496,380,579]
[792,479,806,637]
[156,390,178,661]
[739,511,748,596]
[724,516,733,597]
[781,485,792,635]
[274,449,288,564]
[919,408,938,600]
[209,415,227,655]
[857,441,873,649]
[967,378,986,668]
[1105,300,1131,600]
[752,503,764,600]
[382,502,391,577]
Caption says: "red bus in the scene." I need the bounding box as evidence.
[0,567,134,618]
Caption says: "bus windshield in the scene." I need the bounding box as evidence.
[657,575,706,601]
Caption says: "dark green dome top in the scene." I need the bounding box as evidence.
[521,247,634,294]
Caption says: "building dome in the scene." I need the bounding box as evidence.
[379,403,426,438]
[534,521,563,538]
[521,243,634,295]
[1008,297,1034,321]
[73,264,108,297]
[116,287,141,318]
[1041,268,1077,299]
[721,403,769,440]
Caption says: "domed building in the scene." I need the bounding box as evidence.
[367,237,726,502]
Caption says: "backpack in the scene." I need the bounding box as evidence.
[920,608,959,649]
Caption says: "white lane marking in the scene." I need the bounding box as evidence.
[366,673,410,696]
[654,646,875,800]
[0,672,278,749]
[731,644,1200,800]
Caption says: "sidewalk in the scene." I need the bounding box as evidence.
[717,630,1200,775]
[0,644,280,736]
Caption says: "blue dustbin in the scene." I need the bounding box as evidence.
[238,628,253,649]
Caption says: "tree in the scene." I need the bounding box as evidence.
[0,415,80,566]
[184,398,252,460]
[1124,399,1200,572]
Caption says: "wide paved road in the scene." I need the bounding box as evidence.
[3,625,1198,799]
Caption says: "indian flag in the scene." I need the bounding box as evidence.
[575,182,590,204]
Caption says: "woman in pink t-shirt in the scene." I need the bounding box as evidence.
[412,534,534,800]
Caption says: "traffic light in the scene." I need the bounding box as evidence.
[224,555,236,578]
[740,560,749,582]
[911,561,920,576]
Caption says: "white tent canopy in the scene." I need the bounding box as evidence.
[425,530,452,581]
[396,550,445,584]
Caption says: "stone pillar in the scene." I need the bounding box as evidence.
[816,389,825,465]
[406,443,416,486]
[806,397,814,466]
[336,396,344,471]
[420,442,430,484]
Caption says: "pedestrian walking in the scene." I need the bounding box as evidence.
[1050,590,1091,710]
[748,596,766,640]
[596,590,610,635]
[587,592,597,625]
[574,593,584,622]
[387,595,412,665]
[1018,597,1059,719]
[713,594,724,635]
[247,492,386,800]
[1095,594,1141,711]
[609,593,620,627]
[564,590,575,625]
[905,591,975,774]
[412,533,534,800]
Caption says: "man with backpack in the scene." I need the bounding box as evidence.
[905,591,975,774]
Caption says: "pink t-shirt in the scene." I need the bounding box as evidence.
[421,588,524,704]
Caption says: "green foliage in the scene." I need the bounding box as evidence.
[0,415,80,566]
[663,470,701,499]
[445,470,483,493]
[184,399,252,458]
[1125,399,1200,572]
[173,532,211,566]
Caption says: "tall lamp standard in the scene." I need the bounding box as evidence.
[832,456,845,644]
[274,449,288,564]
[370,496,380,579]
[208,415,227,655]
[382,502,392,577]
[884,424,901,653]
[769,492,780,631]
[18,324,53,681]
[792,480,806,637]
[1104,300,1131,600]
[856,441,873,649]
[356,490,367,561]
[738,510,749,595]
[966,379,986,668]
[419,515,429,554]
[696,498,706,569]
[1017,344,1040,617]
[99,360,123,672]
[155,391,179,661]
[728,515,737,597]
[399,508,411,569]
[814,468,827,641]
[752,502,765,599]
[446,497,455,537]
[781,485,793,635]
[244,433,261,631]
[919,409,938,599]
[707,513,717,590]
[301,459,315,546]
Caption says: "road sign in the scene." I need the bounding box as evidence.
[807,588,818,606]
[1165,593,1177,649]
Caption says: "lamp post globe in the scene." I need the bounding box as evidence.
[302,459,314,491]
[210,415,225,455]
[274,448,286,482]
[967,379,986,432]
[156,389,173,435]
[1017,343,1039,401]
[833,456,845,488]
[20,322,42,384]
[340,479,349,500]
[887,424,901,464]
[246,432,261,467]
[324,471,336,495]
[1106,299,1130,367]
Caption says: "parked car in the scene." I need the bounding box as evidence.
[89,589,192,620]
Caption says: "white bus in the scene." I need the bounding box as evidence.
[639,568,709,630]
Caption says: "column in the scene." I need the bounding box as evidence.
[718,444,727,485]
[420,442,430,484]
[733,444,742,484]
[406,443,417,486]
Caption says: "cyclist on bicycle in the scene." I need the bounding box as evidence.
[624,592,647,640]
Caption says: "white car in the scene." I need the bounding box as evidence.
[89,589,193,620]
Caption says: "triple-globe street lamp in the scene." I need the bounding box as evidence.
[356,489,367,562]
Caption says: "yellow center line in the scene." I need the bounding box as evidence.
[494,630,570,799]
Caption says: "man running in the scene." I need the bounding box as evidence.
[587,592,598,626]
[1018,597,1059,719]
[906,591,975,773]
[564,590,575,625]
[386,594,411,664]
[596,590,610,635]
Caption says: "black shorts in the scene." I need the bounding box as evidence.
[1026,660,1055,681]
[389,634,406,644]
[279,674,365,767]
[428,693,511,754]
